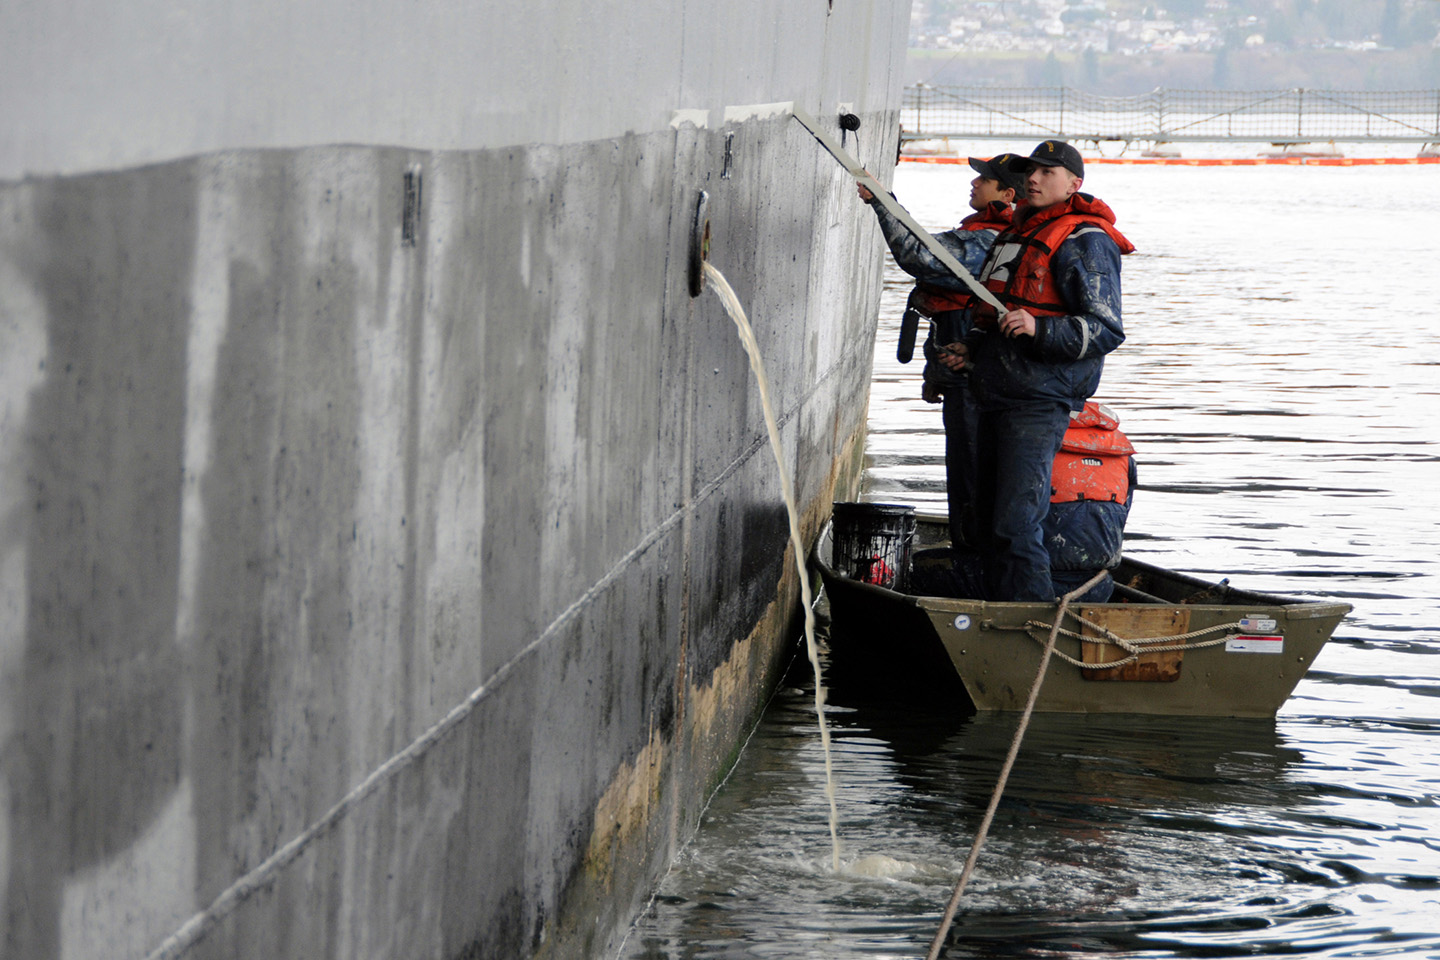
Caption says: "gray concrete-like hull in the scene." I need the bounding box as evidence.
[0,4,908,956]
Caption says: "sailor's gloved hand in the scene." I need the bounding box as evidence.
[999,308,1037,339]
[922,381,943,404]
[937,342,969,372]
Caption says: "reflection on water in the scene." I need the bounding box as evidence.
[624,163,1440,958]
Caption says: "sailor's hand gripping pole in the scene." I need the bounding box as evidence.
[789,106,1007,317]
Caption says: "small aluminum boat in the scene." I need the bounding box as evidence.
[815,513,1351,718]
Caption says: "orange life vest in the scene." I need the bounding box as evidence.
[1050,401,1134,504]
[907,202,1013,317]
[973,194,1135,328]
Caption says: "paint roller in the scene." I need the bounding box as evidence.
[790,105,1007,364]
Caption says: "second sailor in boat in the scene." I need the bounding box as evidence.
[857,154,1027,558]
[933,399,1136,603]
[1043,400,1136,602]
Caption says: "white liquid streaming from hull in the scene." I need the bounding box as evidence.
[703,260,842,872]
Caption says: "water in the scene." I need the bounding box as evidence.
[623,162,1440,958]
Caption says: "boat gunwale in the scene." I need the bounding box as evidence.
[909,592,1354,620]
[814,519,1353,621]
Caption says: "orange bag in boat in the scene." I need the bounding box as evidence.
[1051,401,1134,503]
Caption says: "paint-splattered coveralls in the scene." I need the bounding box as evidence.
[962,195,1130,601]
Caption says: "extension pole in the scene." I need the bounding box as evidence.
[789,106,1007,316]
[924,569,1108,960]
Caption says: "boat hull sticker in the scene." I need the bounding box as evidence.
[1226,635,1285,654]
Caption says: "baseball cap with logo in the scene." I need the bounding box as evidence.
[967,153,1028,194]
[1009,140,1085,179]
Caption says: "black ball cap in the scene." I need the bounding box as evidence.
[967,153,1028,194]
[1012,140,1085,179]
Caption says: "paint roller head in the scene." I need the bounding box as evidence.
[688,190,711,298]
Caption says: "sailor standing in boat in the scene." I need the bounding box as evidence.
[857,155,1026,568]
[937,140,1135,602]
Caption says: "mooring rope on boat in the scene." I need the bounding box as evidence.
[1017,615,1245,670]
[924,569,1108,960]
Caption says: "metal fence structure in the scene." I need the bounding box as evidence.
[902,85,1440,145]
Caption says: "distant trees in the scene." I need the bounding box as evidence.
[908,0,1440,92]
[1380,0,1403,49]
[1224,0,1432,49]
[915,0,1440,51]
[1213,45,1232,89]
[1042,51,1064,85]
[1166,0,1207,17]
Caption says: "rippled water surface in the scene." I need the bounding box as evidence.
[623,161,1440,958]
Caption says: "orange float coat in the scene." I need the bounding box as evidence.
[972,194,1136,329]
[906,202,1014,317]
[1050,401,1135,504]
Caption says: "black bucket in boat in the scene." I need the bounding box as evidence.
[831,502,916,592]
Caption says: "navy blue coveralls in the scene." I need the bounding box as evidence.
[961,199,1128,601]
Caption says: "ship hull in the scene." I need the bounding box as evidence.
[0,4,910,957]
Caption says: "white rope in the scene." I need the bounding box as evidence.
[924,569,1108,960]
[1017,613,1245,669]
